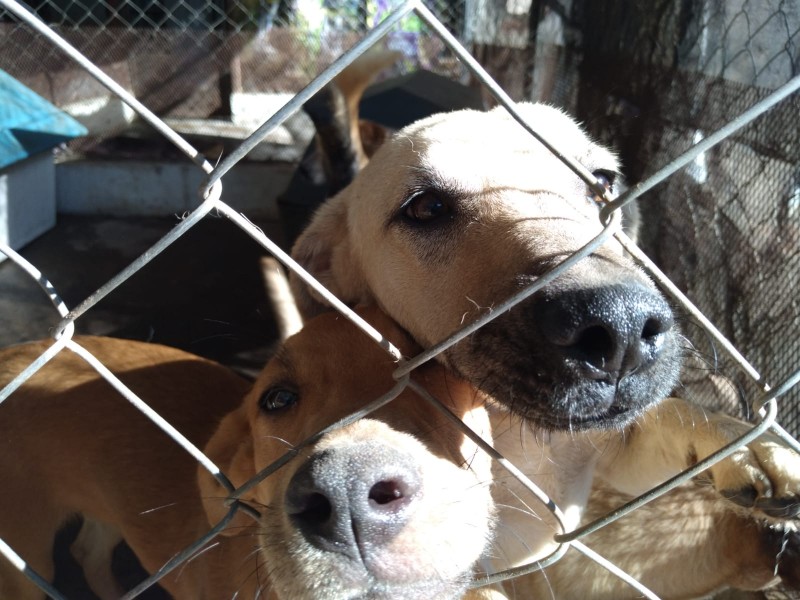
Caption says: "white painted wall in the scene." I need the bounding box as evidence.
[0,153,56,262]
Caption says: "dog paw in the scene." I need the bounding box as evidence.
[706,420,800,520]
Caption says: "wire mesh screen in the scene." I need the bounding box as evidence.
[1,0,800,599]
[529,0,800,437]
[0,0,470,155]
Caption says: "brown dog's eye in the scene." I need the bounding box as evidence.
[403,191,452,223]
[259,387,298,412]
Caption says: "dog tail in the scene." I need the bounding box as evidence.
[303,48,400,196]
[260,256,303,341]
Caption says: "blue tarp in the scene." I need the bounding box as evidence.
[0,70,87,170]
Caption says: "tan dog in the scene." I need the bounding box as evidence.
[290,102,800,597]
[0,307,493,599]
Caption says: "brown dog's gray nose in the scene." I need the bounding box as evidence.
[536,283,674,383]
[285,444,421,555]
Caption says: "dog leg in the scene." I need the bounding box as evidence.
[70,518,125,600]
[595,397,800,519]
[0,474,67,600]
[528,482,794,598]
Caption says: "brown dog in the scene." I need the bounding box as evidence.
[0,307,493,599]
[290,101,800,597]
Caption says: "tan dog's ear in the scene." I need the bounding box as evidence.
[198,407,257,535]
[290,196,371,318]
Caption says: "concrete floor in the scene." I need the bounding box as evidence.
[0,213,287,365]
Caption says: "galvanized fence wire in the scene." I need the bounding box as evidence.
[0,0,799,598]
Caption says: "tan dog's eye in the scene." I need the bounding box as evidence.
[259,387,299,412]
[403,191,452,223]
[588,170,616,203]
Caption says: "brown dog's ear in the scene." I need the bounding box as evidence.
[198,407,258,535]
[290,197,371,318]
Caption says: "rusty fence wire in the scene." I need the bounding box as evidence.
[1,0,800,598]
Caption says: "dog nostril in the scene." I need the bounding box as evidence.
[536,284,676,380]
[294,492,332,525]
[369,479,406,506]
[642,315,671,340]
[574,325,614,365]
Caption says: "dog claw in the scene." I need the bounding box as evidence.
[702,418,800,524]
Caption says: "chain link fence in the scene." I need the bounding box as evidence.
[558,0,800,438]
[1,0,800,598]
[0,0,469,156]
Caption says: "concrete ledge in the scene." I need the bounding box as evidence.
[0,152,56,259]
[56,158,293,219]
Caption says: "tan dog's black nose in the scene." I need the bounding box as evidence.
[285,443,421,556]
[536,283,675,383]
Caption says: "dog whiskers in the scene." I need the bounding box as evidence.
[588,428,623,458]
[485,519,539,559]
[494,482,547,523]
[261,434,295,448]
[191,332,238,344]
[139,501,179,515]
[168,538,222,584]
[494,500,546,524]
[465,296,494,314]
[235,545,274,600]
[222,530,267,541]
